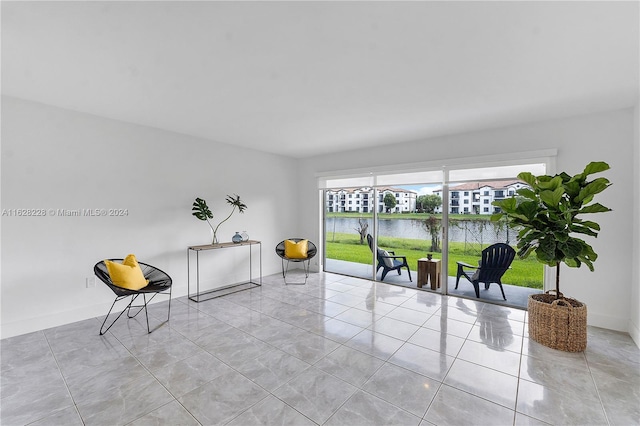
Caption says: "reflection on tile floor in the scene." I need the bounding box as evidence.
[1,271,639,425]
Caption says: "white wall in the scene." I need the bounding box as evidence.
[1,96,298,338]
[631,105,640,346]
[299,108,636,334]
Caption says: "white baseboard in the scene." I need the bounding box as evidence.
[628,319,640,349]
[1,288,186,340]
[587,311,630,333]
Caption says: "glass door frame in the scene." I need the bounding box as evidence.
[318,149,557,296]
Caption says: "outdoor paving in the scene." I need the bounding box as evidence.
[325,259,539,310]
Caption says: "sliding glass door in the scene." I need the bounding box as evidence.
[320,156,552,309]
[444,164,547,307]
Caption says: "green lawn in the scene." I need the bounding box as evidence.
[325,232,543,289]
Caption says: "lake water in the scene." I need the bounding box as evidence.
[325,217,513,245]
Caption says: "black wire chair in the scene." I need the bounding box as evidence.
[275,239,317,285]
[94,259,172,335]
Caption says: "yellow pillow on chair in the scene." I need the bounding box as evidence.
[284,239,308,259]
[105,254,149,290]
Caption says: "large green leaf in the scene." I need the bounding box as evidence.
[579,203,612,214]
[579,220,601,231]
[192,197,213,221]
[576,177,611,202]
[516,188,537,200]
[563,180,581,198]
[570,224,598,237]
[517,172,537,187]
[494,197,517,212]
[583,161,610,176]
[516,200,540,221]
[537,175,563,191]
[558,238,583,258]
[537,237,557,262]
[540,186,565,207]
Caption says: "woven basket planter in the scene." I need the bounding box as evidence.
[528,292,587,352]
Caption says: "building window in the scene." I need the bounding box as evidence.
[464,207,469,213]
[484,207,489,212]
[464,191,469,196]
[484,199,489,204]
[484,191,490,196]
[464,200,469,204]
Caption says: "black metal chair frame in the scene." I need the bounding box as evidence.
[94,259,172,335]
[367,234,412,282]
[455,243,516,300]
[275,239,317,285]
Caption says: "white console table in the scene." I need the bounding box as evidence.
[187,240,262,302]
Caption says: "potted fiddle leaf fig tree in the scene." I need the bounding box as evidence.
[192,194,247,244]
[491,161,612,352]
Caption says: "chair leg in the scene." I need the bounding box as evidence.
[381,268,389,280]
[126,294,146,318]
[99,291,171,335]
[304,259,311,278]
[167,287,172,322]
[125,293,152,333]
[99,295,136,335]
[455,265,463,289]
[498,283,506,300]
[406,266,412,282]
[283,260,306,285]
[472,282,480,298]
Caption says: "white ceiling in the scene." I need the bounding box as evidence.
[2,1,638,158]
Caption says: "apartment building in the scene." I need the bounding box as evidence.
[434,180,529,215]
[326,187,417,213]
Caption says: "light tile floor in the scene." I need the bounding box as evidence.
[1,271,639,425]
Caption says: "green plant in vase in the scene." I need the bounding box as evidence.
[192,194,247,244]
[491,161,611,351]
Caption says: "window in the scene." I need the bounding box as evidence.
[484,191,490,196]
[484,199,489,204]
[464,207,469,213]
[464,191,469,196]
[464,200,469,204]
[483,207,489,212]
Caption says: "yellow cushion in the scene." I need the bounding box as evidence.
[284,239,308,259]
[105,254,149,290]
